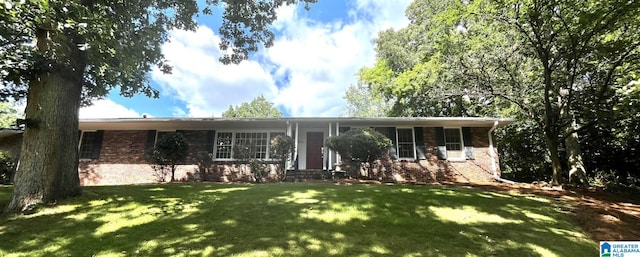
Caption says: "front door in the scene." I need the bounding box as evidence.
[306,132,324,169]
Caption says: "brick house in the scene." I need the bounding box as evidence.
[0,117,512,185]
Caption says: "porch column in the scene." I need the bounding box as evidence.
[328,122,332,170]
[294,122,299,170]
[286,121,292,169]
[336,122,341,165]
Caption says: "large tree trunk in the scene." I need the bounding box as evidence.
[5,28,84,213]
[565,119,588,185]
[543,129,563,186]
[5,72,83,213]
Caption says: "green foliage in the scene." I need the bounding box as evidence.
[0,103,18,128]
[0,1,317,103]
[360,0,640,185]
[343,82,392,117]
[222,95,282,118]
[326,128,392,178]
[232,140,270,182]
[0,151,16,184]
[496,121,551,182]
[270,135,295,180]
[150,132,189,182]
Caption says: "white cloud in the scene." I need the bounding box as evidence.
[151,26,277,117]
[265,0,411,116]
[149,0,411,117]
[79,99,141,119]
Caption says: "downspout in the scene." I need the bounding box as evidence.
[488,120,515,184]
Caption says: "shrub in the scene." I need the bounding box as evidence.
[149,132,189,182]
[233,140,269,182]
[270,135,295,180]
[0,150,15,184]
[325,128,391,179]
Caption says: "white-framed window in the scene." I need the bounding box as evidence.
[396,128,415,159]
[214,131,285,160]
[235,132,268,159]
[79,131,97,159]
[215,132,233,159]
[444,128,464,159]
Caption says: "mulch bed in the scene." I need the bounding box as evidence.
[442,181,640,241]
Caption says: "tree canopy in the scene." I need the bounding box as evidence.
[359,0,640,186]
[0,0,315,213]
[222,95,283,118]
[343,82,392,117]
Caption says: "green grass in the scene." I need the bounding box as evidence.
[0,183,596,256]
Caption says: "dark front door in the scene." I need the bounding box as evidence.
[306,132,324,169]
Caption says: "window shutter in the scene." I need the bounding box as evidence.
[435,127,447,160]
[388,127,398,159]
[414,127,426,160]
[462,127,474,160]
[206,130,215,154]
[145,130,157,156]
[91,130,104,159]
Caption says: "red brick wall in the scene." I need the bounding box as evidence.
[368,127,500,183]
[81,127,502,185]
[79,130,208,185]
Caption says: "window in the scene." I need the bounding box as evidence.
[79,131,97,159]
[215,132,233,159]
[444,128,463,159]
[214,131,283,160]
[396,128,415,159]
[235,132,268,159]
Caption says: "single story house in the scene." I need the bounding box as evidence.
[0,117,513,185]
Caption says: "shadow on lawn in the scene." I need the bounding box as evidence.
[0,183,596,256]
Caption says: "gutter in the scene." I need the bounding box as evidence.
[488,120,516,184]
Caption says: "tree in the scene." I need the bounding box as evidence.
[359,0,640,185]
[0,0,316,213]
[325,128,391,179]
[343,82,393,117]
[222,95,282,118]
[149,132,189,182]
[269,135,295,180]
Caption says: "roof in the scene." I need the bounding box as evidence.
[78,117,514,131]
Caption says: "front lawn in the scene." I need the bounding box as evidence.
[0,183,596,256]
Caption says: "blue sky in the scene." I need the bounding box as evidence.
[79,0,412,118]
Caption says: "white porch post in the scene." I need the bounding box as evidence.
[328,122,332,170]
[294,122,299,169]
[336,122,341,165]
[286,121,292,169]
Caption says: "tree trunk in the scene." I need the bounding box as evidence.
[543,129,563,186]
[5,28,84,213]
[565,119,588,185]
[5,72,83,213]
